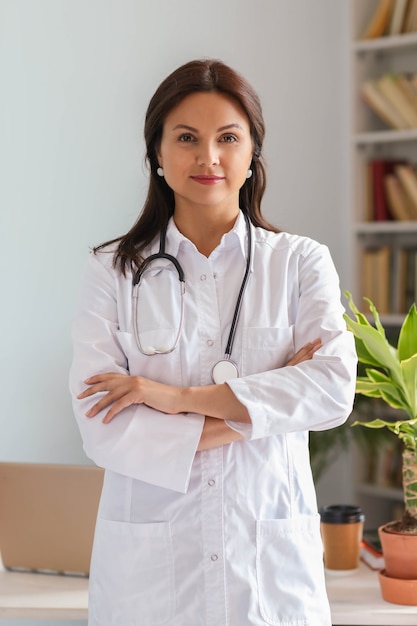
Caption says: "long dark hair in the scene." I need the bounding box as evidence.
[96,58,278,273]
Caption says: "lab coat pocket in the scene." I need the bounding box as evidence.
[242,326,294,375]
[89,518,175,626]
[256,515,330,625]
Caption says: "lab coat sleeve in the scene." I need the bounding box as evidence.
[69,251,204,493]
[225,243,358,440]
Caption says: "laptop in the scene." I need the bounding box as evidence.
[0,462,104,576]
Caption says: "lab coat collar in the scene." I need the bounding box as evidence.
[163,211,255,272]
[230,211,255,272]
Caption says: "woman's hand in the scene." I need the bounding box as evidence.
[78,337,322,424]
[197,338,322,449]
[78,374,182,424]
[286,337,322,366]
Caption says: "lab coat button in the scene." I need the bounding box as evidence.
[200,274,207,281]
[206,339,214,347]
[210,554,218,561]
[208,478,215,486]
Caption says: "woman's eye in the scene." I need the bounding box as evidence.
[179,133,195,143]
[220,134,237,143]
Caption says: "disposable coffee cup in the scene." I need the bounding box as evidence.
[320,504,365,571]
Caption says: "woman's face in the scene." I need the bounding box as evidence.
[157,91,253,217]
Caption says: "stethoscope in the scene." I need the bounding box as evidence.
[132,211,252,384]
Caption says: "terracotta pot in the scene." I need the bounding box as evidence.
[378,569,417,605]
[378,523,417,579]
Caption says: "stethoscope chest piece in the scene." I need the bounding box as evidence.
[211,359,239,384]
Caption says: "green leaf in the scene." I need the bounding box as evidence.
[356,377,406,409]
[365,369,394,383]
[344,291,417,455]
[343,292,390,367]
[343,292,403,385]
[365,297,387,336]
[352,418,397,430]
[344,327,383,367]
[401,354,417,419]
[347,319,402,383]
[399,303,417,362]
[344,291,372,326]
[352,418,417,452]
[362,370,411,408]
[354,418,417,450]
[379,387,410,410]
[352,416,417,431]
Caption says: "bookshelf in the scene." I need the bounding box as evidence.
[349,0,417,529]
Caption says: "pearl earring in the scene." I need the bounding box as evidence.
[157,167,164,177]
[246,169,253,179]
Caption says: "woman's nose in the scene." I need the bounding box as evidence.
[196,141,220,167]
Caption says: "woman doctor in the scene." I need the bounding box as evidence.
[70,59,357,626]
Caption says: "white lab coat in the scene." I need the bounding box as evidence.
[70,212,357,626]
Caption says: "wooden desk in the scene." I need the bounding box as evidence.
[326,562,417,625]
[1,561,417,623]
[0,566,88,620]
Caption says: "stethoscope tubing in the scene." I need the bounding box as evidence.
[131,211,252,370]
[132,226,186,355]
[224,211,252,359]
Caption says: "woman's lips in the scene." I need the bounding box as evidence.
[190,175,225,185]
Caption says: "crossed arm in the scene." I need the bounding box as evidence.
[78,338,322,450]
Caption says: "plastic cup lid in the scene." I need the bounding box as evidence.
[319,504,365,524]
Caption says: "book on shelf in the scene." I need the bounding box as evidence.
[362,246,391,313]
[359,245,417,315]
[391,248,408,313]
[361,80,409,130]
[363,158,417,222]
[396,74,417,112]
[385,173,416,220]
[388,0,410,34]
[397,249,415,314]
[364,162,374,221]
[404,248,417,311]
[373,160,391,221]
[411,73,417,97]
[403,0,417,31]
[370,159,405,220]
[395,164,417,217]
[361,0,395,39]
[361,73,417,130]
[377,74,417,128]
[360,0,417,39]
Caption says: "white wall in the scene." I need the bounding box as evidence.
[0,0,350,575]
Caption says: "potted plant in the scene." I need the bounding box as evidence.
[343,291,417,605]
